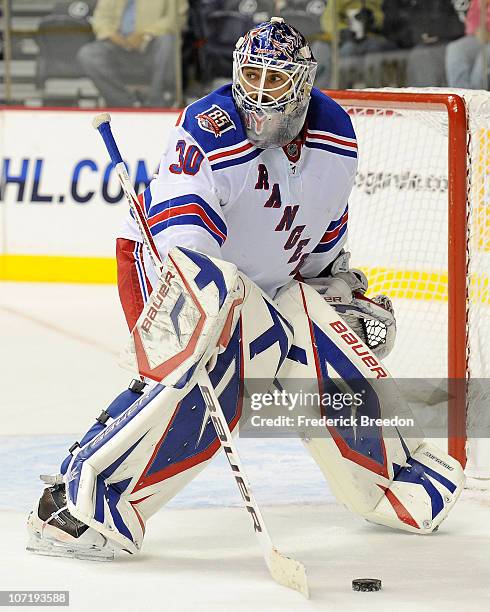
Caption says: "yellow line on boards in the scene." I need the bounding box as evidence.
[363,267,449,302]
[363,267,490,305]
[1,256,489,306]
[0,255,117,284]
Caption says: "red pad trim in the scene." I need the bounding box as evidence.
[377,484,420,529]
[299,283,389,479]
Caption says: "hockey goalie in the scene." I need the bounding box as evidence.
[27,17,464,562]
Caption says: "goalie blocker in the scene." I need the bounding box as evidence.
[28,248,464,559]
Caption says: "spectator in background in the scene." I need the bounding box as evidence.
[383,0,464,86]
[78,0,188,107]
[446,0,490,88]
[313,0,394,88]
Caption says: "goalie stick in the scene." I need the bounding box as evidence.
[93,113,309,598]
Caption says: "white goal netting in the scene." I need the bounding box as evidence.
[335,88,490,477]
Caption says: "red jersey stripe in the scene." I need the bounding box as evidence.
[148,203,227,241]
[307,131,358,149]
[208,141,254,162]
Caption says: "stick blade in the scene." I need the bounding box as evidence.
[267,548,309,598]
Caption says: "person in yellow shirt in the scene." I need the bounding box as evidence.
[78,0,188,107]
[312,0,394,87]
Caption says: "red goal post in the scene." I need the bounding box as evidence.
[324,89,490,474]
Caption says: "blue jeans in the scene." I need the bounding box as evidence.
[77,35,176,107]
[446,35,490,89]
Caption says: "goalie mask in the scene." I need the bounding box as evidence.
[232,17,317,149]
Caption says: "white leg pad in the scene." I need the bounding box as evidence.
[64,250,294,552]
[364,441,465,533]
[275,281,465,533]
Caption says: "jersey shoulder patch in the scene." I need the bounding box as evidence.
[180,85,247,155]
[305,88,358,159]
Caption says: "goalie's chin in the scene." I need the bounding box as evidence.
[239,102,309,150]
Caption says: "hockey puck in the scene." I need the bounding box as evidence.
[352,578,382,592]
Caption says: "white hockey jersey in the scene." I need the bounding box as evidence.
[119,85,358,297]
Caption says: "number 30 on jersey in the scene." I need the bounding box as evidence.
[169,140,204,176]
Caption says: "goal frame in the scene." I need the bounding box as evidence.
[325,90,469,466]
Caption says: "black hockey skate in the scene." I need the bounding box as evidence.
[26,476,115,561]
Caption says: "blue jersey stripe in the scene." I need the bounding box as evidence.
[148,193,227,237]
[305,141,358,159]
[312,222,347,253]
[150,214,226,246]
[325,205,348,232]
[211,148,262,171]
[142,186,152,214]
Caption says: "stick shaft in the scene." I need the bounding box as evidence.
[113,163,162,270]
[97,121,124,165]
[94,116,161,269]
[197,373,273,552]
[93,113,291,575]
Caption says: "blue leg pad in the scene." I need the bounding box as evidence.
[60,387,143,474]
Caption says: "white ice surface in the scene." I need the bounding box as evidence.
[3,494,490,612]
[0,282,489,611]
[0,282,129,435]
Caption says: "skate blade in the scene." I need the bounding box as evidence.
[26,534,114,562]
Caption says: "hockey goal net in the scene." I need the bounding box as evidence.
[327,88,490,479]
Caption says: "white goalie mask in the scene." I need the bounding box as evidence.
[232,17,317,149]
